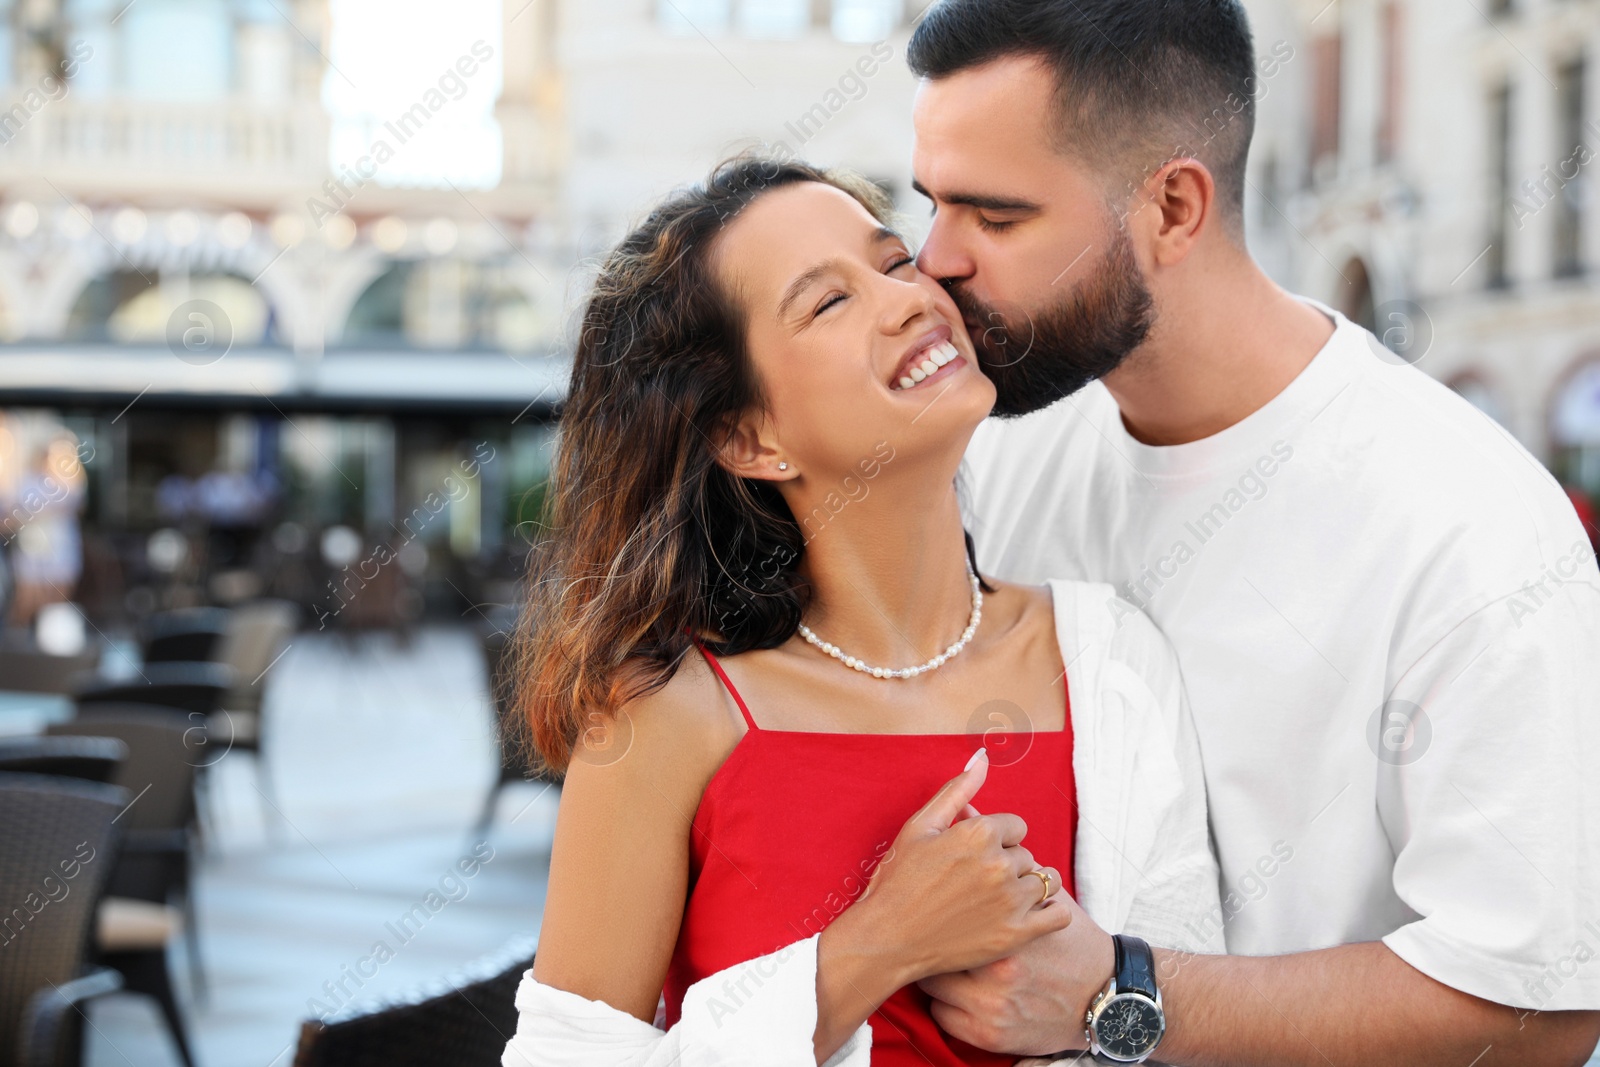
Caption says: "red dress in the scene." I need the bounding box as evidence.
[663,643,1078,1065]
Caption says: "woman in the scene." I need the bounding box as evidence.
[4,434,87,628]
[502,157,1221,1067]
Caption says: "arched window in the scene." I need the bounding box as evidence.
[64,270,276,345]
[1551,356,1600,497]
[341,260,542,352]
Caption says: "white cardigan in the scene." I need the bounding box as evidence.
[503,581,1224,1067]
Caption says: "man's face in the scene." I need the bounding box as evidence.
[912,56,1155,417]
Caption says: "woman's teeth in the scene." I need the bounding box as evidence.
[894,341,961,390]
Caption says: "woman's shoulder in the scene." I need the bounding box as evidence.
[562,646,750,822]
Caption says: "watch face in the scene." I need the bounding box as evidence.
[1096,993,1164,1060]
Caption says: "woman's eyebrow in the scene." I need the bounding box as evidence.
[775,228,906,321]
[776,260,843,320]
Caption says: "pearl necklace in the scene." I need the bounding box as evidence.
[797,568,983,680]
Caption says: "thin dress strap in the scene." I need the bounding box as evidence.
[692,640,759,731]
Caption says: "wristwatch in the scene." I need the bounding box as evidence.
[1084,934,1166,1063]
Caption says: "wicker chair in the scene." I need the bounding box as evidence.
[46,706,201,1064]
[293,934,537,1067]
[0,736,125,784]
[141,608,232,665]
[74,661,235,718]
[205,599,297,823]
[0,772,126,1067]
[0,640,102,696]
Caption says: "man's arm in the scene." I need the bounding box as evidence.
[921,896,1600,1067]
[1153,941,1600,1067]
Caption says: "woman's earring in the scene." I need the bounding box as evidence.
[777,462,790,472]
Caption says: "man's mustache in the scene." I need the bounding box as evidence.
[945,287,1037,370]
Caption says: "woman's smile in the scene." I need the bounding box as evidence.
[889,324,969,392]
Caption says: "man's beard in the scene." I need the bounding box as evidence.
[946,225,1156,418]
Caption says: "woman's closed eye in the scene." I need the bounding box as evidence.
[812,255,918,318]
[815,291,848,316]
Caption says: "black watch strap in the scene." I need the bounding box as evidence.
[1112,934,1158,1000]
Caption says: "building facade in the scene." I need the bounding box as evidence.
[1244,0,1600,497]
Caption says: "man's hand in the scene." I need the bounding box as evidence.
[917,889,1114,1056]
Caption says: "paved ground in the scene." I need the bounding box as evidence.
[86,626,560,1067]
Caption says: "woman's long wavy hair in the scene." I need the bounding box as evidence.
[515,156,897,775]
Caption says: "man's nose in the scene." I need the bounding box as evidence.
[916,216,973,283]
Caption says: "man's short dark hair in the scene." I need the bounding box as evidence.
[908,0,1259,234]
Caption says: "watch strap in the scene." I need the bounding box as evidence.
[1112,934,1158,1000]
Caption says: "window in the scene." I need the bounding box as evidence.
[1486,82,1513,288]
[831,0,900,43]
[659,0,731,36]
[1553,358,1600,501]
[738,0,808,38]
[1377,3,1402,163]
[1310,34,1342,176]
[1257,152,1281,233]
[1555,56,1586,278]
[121,0,232,99]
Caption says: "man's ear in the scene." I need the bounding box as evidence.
[714,411,793,482]
[1131,157,1214,267]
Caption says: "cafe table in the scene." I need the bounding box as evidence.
[0,689,75,737]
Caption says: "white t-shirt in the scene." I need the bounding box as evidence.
[962,299,1600,1012]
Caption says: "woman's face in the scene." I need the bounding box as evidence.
[712,181,996,486]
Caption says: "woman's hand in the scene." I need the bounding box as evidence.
[812,748,1072,1062]
[857,747,1071,977]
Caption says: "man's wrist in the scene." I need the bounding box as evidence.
[1083,935,1169,1063]
[1044,928,1116,1058]
[1145,946,1202,1062]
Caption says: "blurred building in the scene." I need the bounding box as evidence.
[1243,0,1600,499]
[557,0,925,256]
[5,0,1595,634]
[0,0,572,628]
[0,0,933,630]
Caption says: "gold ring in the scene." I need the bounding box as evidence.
[1028,868,1052,905]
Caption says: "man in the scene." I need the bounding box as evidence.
[906,1,1600,1064]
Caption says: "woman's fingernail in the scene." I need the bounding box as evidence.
[964,747,988,772]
